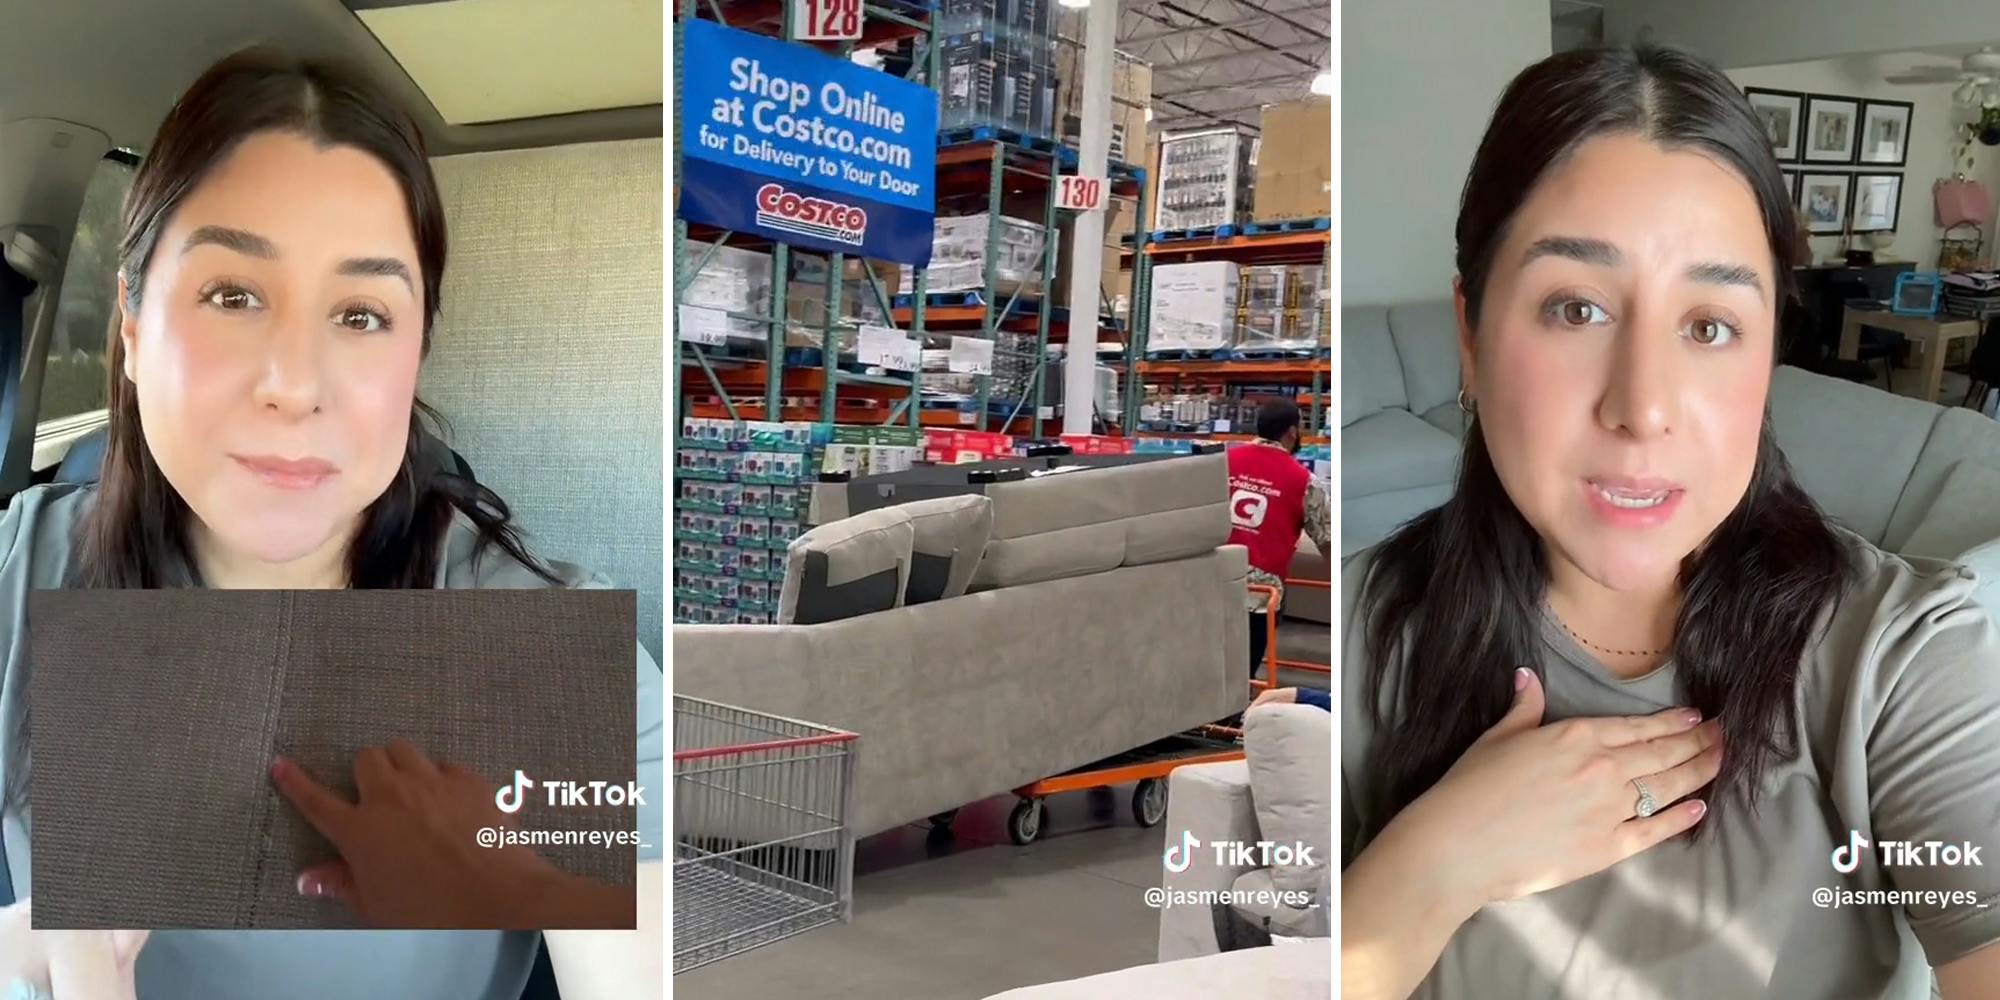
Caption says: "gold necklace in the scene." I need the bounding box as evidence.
[1555,616,1668,658]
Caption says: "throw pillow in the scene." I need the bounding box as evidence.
[897,495,994,604]
[776,507,914,625]
[1241,702,1332,896]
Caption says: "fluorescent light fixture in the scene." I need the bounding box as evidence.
[1310,72,1333,96]
[1058,0,1090,9]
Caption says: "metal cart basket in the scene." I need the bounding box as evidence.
[673,696,858,974]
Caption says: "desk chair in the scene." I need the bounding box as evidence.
[1826,277,1907,390]
[1961,315,2000,413]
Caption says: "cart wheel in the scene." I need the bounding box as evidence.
[1133,778,1168,827]
[928,809,959,831]
[1008,799,1043,845]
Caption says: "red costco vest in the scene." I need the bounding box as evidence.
[1225,442,1312,578]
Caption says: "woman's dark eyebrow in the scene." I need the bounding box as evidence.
[1522,236,1621,268]
[181,225,276,260]
[1686,261,1767,302]
[337,257,414,292]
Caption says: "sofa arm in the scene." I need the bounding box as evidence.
[1158,759,1260,963]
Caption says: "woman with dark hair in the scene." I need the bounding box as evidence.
[1340,47,2000,999]
[0,49,661,998]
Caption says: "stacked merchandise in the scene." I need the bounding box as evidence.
[923,429,1019,463]
[818,425,924,478]
[899,208,1048,295]
[1942,271,2000,322]
[935,0,1056,139]
[785,254,900,355]
[1051,11,1152,165]
[1154,127,1256,232]
[1149,261,1239,353]
[1236,264,1328,353]
[917,333,1038,411]
[1039,344,1121,420]
[1134,389,1255,435]
[1252,98,1332,223]
[681,241,774,346]
[673,420,824,626]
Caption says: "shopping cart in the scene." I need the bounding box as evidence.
[672,696,858,974]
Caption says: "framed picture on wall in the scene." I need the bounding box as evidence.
[1805,95,1861,163]
[1857,100,1913,166]
[1798,172,1852,233]
[1850,173,1903,231]
[1746,88,1806,161]
[1781,168,1801,200]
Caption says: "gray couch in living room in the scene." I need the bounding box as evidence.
[1343,300,2000,610]
[674,453,1251,840]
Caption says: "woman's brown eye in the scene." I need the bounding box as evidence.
[220,291,249,309]
[1562,300,1592,325]
[1692,319,1721,344]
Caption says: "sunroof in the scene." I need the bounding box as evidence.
[354,0,662,125]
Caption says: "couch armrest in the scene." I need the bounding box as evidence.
[1158,759,1259,963]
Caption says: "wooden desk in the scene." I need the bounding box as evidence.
[1838,307,1981,403]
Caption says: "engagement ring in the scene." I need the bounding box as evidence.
[1633,777,1658,818]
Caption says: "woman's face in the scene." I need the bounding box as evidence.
[1459,134,1776,592]
[121,130,425,567]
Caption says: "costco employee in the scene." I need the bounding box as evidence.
[1227,400,1333,678]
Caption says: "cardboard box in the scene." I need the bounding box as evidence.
[1155,127,1256,231]
[1253,98,1332,223]
[1149,261,1239,352]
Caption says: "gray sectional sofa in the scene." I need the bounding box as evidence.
[1343,301,2000,605]
[674,453,1252,839]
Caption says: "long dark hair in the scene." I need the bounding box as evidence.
[67,47,555,589]
[1358,46,1851,840]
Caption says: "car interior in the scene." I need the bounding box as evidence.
[4,2,662,992]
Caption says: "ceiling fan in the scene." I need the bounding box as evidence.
[1886,47,2000,109]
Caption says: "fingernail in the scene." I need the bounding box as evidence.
[270,758,289,781]
[296,874,319,896]
[1689,801,1708,819]
[1683,709,1702,725]
[1514,667,1531,691]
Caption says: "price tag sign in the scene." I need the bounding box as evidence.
[857,324,919,371]
[791,0,862,41]
[947,335,994,375]
[1056,174,1107,213]
[678,304,729,346]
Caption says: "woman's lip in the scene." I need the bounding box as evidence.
[1586,475,1683,495]
[231,454,338,488]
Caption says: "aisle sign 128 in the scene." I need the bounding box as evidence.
[1057,175,1106,213]
[792,0,862,41]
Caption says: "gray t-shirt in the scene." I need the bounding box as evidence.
[1341,532,2000,998]
[0,484,665,1000]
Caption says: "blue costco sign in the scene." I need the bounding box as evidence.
[679,19,938,266]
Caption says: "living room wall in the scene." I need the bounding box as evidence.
[1730,54,2000,270]
[1342,0,1550,307]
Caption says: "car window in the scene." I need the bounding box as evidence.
[41,155,135,426]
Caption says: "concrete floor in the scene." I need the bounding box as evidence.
[675,788,1171,999]
[674,618,1332,999]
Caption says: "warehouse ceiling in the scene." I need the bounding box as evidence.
[1120,0,1331,130]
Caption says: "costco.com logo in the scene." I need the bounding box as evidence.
[756,184,866,245]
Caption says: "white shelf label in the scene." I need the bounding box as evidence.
[948,336,995,375]
[792,0,862,40]
[1057,174,1107,213]
[678,304,728,346]
[857,324,919,371]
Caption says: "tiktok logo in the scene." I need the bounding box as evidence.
[495,769,535,814]
[1164,830,1199,873]
[1831,829,1871,874]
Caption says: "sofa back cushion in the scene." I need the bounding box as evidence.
[1882,405,2000,552]
[777,507,914,624]
[1768,365,1938,544]
[898,495,995,604]
[1340,306,1404,426]
[1244,702,1332,896]
[1386,301,1462,417]
[973,454,1230,590]
[1902,459,2000,562]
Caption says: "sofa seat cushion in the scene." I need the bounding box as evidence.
[777,506,914,624]
[1341,408,1459,498]
[981,942,1332,999]
[898,494,994,604]
[973,454,1228,590]
[1420,400,1467,440]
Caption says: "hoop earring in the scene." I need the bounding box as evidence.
[1458,387,1476,414]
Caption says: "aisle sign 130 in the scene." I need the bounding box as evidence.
[1057,174,1106,213]
[792,0,862,41]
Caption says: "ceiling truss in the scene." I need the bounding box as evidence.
[1111,0,1330,130]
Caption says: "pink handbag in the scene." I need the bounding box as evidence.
[1936,178,1994,228]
